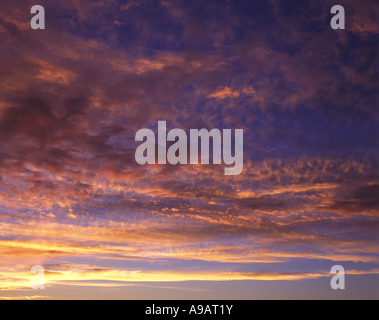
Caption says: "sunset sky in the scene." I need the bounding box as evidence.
[0,0,378,299]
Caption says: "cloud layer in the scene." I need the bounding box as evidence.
[0,0,378,299]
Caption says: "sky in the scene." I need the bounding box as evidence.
[0,0,378,300]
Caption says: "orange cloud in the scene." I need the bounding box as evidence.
[1,262,379,295]
[208,87,240,99]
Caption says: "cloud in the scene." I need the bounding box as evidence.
[208,87,240,99]
[324,184,379,214]
[0,0,378,298]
